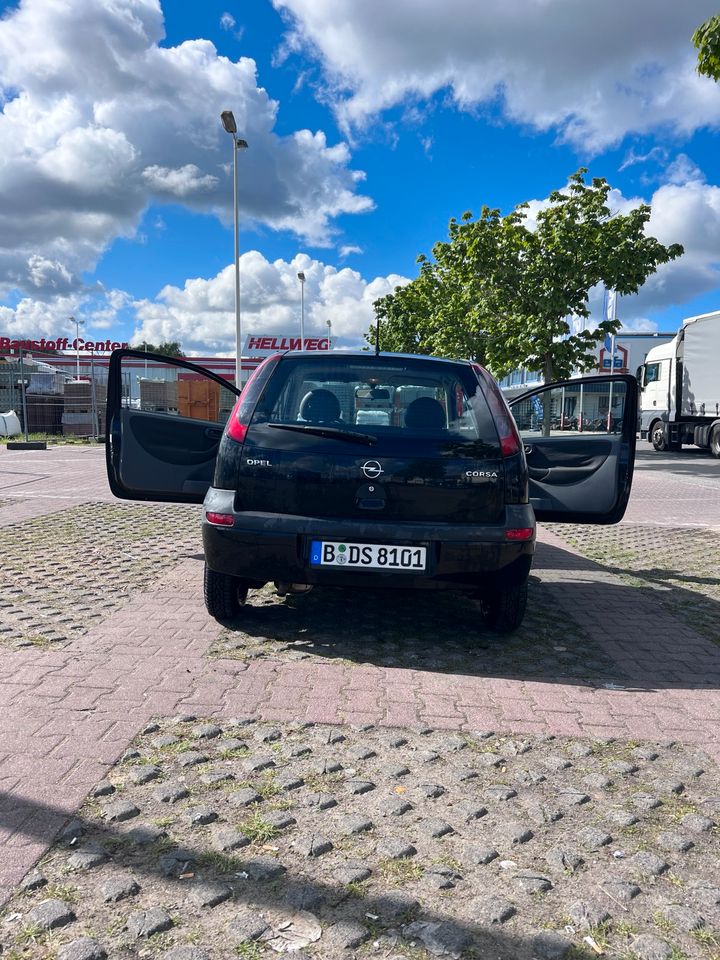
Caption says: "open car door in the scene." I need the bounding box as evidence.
[106,350,239,503]
[508,374,638,524]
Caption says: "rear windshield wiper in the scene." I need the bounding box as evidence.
[267,423,377,446]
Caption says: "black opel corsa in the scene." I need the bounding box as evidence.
[106,349,637,633]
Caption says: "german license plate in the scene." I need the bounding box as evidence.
[310,541,427,571]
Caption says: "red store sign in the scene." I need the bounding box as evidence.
[243,335,330,355]
[1,336,129,353]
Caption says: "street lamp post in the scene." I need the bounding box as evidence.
[297,272,306,351]
[326,318,332,349]
[69,315,84,380]
[220,111,248,388]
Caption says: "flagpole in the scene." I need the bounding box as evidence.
[607,291,617,432]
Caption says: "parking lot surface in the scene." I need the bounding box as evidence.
[0,443,719,958]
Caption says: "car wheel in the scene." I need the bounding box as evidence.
[710,425,720,459]
[651,422,668,451]
[479,581,528,634]
[203,564,249,621]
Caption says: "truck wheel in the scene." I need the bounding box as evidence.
[204,564,249,621]
[651,422,668,451]
[710,425,720,459]
[479,581,528,634]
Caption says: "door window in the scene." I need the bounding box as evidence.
[117,355,237,425]
[512,380,628,436]
[644,362,661,385]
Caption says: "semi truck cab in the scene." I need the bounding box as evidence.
[638,310,720,457]
[638,339,676,445]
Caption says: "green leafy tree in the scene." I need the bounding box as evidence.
[693,13,720,81]
[133,340,186,357]
[370,169,683,383]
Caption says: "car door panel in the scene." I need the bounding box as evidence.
[106,350,239,503]
[509,375,637,524]
[524,440,610,485]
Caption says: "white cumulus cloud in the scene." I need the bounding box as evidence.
[0,0,371,299]
[133,252,408,353]
[273,0,720,149]
[520,165,720,322]
[142,165,219,197]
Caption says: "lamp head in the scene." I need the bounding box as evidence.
[297,271,306,282]
[220,110,237,134]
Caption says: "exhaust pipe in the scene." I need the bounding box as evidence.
[275,582,314,597]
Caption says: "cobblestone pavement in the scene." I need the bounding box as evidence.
[0,502,200,649]
[2,720,719,960]
[208,578,617,683]
[552,524,720,648]
[0,715,720,960]
[1,445,720,960]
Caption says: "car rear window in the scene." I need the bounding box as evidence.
[250,355,501,456]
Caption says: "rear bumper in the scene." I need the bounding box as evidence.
[201,487,535,592]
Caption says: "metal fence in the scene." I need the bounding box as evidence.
[0,355,107,440]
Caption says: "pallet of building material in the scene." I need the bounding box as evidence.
[62,417,104,437]
[64,381,93,397]
[139,378,177,412]
[177,377,220,422]
[27,395,64,434]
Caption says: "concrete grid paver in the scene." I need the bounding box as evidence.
[3,717,720,960]
[0,444,719,928]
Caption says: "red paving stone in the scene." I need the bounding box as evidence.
[0,444,719,902]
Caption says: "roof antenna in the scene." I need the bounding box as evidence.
[375,314,380,356]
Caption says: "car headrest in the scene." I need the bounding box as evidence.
[404,396,446,429]
[299,388,341,423]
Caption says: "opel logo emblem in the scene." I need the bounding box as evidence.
[362,460,384,479]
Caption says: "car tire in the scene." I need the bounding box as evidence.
[710,425,720,459]
[479,581,528,634]
[203,564,249,621]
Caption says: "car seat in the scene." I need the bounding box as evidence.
[404,396,446,429]
[299,388,342,424]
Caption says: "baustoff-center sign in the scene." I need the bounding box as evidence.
[243,335,330,356]
[1,335,129,353]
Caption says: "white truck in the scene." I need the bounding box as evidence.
[638,310,720,457]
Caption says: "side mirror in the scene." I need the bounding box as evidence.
[635,365,644,386]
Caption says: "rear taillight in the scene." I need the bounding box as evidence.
[226,412,247,444]
[224,353,282,445]
[506,527,534,541]
[206,512,234,526]
[472,363,521,458]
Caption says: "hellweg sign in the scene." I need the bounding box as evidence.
[243,335,330,356]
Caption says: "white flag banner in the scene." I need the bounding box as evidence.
[605,288,617,324]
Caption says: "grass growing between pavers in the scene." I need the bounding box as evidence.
[2,718,719,960]
[0,434,102,445]
[0,500,200,649]
[207,578,619,683]
[552,525,720,647]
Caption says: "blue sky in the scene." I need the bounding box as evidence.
[1,0,719,358]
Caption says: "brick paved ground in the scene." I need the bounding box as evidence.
[621,446,720,530]
[0,443,719,949]
[0,446,113,527]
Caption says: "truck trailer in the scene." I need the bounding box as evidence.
[638,310,720,457]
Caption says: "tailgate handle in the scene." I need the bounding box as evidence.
[357,497,386,510]
[205,427,223,440]
[524,444,534,455]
